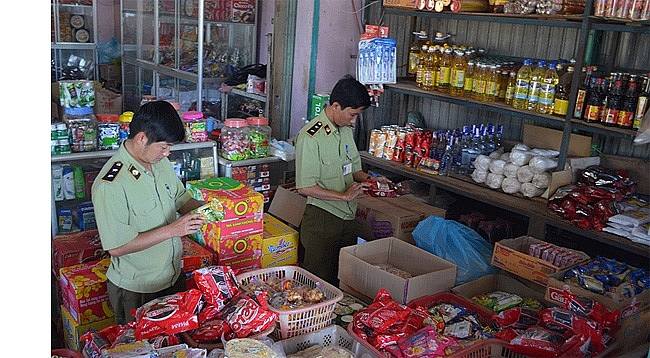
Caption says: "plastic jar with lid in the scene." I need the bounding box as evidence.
[118,111,134,145]
[182,111,208,143]
[221,118,250,160]
[247,117,272,158]
[96,114,121,150]
[63,107,97,152]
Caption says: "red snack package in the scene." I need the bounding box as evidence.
[193,265,240,311]
[198,303,222,323]
[508,326,565,357]
[188,318,234,343]
[540,307,603,352]
[562,291,620,335]
[365,180,398,198]
[493,307,541,330]
[132,288,202,340]
[220,293,278,338]
[80,330,110,358]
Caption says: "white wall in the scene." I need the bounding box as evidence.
[287,0,366,139]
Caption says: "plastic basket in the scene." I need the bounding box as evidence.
[279,324,378,358]
[236,266,344,339]
[347,292,530,358]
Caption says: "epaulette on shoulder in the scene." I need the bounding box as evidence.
[305,121,323,137]
[101,161,123,182]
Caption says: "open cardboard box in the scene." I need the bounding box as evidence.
[338,237,457,305]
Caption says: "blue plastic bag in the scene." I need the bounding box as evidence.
[413,216,499,285]
[97,37,121,64]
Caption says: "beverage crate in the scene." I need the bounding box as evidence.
[347,292,530,358]
[279,324,377,357]
[236,266,344,339]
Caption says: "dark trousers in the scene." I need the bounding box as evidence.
[300,204,356,287]
[107,273,186,325]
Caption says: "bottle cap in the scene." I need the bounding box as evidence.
[182,111,204,120]
[97,114,119,122]
[224,118,248,128]
[119,111,134,123]
[247,117,269,126]
[64,107,94,115]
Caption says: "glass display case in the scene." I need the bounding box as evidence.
[51,0,98,81]
[120,0,258,113]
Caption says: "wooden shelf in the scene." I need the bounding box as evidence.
[361,151,650,257]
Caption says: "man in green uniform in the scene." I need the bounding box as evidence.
[295,75,391,286]
[92,100,206,324]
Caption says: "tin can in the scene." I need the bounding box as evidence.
[368,129,382,155]
[403,149,415,167]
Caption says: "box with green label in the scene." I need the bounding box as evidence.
[310,93,330,120]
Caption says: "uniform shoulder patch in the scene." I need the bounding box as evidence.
[102,161,123,182]
[324,124,332,136]
[306,121,323,136]
[129,165,142,180]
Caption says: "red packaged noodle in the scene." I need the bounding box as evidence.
[132,288,202,340]
[193,265,240,311]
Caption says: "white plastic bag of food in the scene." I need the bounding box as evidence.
[517,165,534,183]
[486,173,505,189]
[502,177,522,194]
[532,172,552,189]
[529,156,558,174]
[520,182,545,198]
[471,169,489,183]
[475,155,492,171]
[489,159,507,175]
[503,163,521,178]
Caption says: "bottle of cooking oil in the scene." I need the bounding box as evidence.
[473,62,488,101]
[437,47,453,93]
[485,64,499,102]
[408,30,429,81]
[450,48,467,97]
[464,59,476,98]
[527,60,547,111]
[422,45,436,91]
[505,70,517,106]
[512,59,533,109]
[537,60,559,114]
[431,45,442,91]
[415,44,429,88]
[498,65,509,102]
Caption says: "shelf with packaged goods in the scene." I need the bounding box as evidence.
[360,151,650,257]
[385,80,639,141]
[51,141,218,174]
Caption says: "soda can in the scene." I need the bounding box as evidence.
[368,129,382,155]
[392,138,405,163]
[383,146,395,161]
[384,128,398,149]
[403,149,415,167]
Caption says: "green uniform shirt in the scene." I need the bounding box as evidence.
[295,111,362,220]
[92,145,191,293]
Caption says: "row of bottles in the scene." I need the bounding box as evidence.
[575,70,650,129]
[368,122,503,177]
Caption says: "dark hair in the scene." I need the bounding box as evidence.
[128,100,186,144]
[328,75,371,110]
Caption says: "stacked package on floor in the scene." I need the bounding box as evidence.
[186,177,264,272]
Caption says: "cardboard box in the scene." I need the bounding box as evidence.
[338,237,457,305]
[261,213,299,268]
[355,195,446,244]
[61,304,115,351]
[98,64,122,81]
[186,177,244,198]
[186,180,264,221]
[181,236,213,272]
[523,124,592,158]
[51,229,106,275]
[491,236,591,286]
[545,261,650,319]
[451,273,551,313]
[59,258,114,325]
[216,233,263,273]
[190,216,263,255]
[382,0,417,9]
[94,87,123,115]
[268,183,307,228]
[599,308,650,356]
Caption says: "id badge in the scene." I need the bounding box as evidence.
[342,162,352,175]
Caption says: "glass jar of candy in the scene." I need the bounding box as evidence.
[221,118,250,160]
[182,111,208,143]
[247,117,272,158]
[96,114,121,150]
[63,107,97,152]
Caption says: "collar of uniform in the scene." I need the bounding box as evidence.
[115,144,152,176]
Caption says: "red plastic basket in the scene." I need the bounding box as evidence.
[347,292,530,358]
[236,266,343,339]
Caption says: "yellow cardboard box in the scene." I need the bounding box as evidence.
[261,213,299,268]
